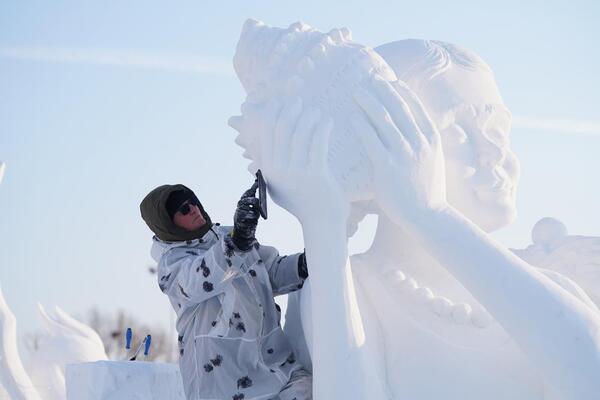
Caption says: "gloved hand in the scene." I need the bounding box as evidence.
[231,181,260,251]
[298,250,308,279]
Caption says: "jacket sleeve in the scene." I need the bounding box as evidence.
[258,245,305,296]
[157,242,235,306]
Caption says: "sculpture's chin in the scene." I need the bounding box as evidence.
[464,197,517,233]
[449,188,517,233]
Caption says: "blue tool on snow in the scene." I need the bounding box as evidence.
[125,328,132,350]
[130,336,146,361]
[144,335,152,357]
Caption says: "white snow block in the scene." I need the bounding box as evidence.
[66,360,185,400]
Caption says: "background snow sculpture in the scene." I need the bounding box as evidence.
[231,21,600,400]
[26,304,109,400]
[0,283,108,400]
[514,217,600,307]
[0,285,42,400]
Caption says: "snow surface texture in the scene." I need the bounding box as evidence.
[230,20,600,399]
[65,361,185,400]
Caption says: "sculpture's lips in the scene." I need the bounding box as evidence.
[472,166,514,195]
[491,178,511,192]
[474,179,512,197]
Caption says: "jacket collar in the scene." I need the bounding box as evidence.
[150,225,220,263]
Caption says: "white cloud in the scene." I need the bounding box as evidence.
[512,116,600,137]
[0,45,234,77]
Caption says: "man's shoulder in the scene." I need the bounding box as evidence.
[213,223,233,236]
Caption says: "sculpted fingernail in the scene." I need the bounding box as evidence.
[228,116,243,131]
[241,101,252,114]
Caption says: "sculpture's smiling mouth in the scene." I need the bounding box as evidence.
[470,165,515,198]
[475,179,511,194]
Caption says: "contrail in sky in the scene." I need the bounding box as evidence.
[512,116,600,137]
[1,45,599,136]
[0,45,234,76]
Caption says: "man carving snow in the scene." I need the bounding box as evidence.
[140,183,312,400]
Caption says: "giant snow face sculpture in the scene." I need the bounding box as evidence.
[230,20,600,400]
[374,40,520,233]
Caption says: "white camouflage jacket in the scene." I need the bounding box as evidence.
[151,224,305,400]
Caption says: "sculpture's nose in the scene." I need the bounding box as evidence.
[477,137,506,169]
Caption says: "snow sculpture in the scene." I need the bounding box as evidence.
[514,217,600,307]
[28,304,109,400]
[0,285,41,400]
[230,20,600,400]
[0,285,108,400]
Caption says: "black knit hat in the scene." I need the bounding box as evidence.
[165,189,195,219]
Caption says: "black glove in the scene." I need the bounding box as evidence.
[298,251,308,279]
[231,182,260,251]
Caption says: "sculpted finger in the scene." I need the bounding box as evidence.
[392,80,440,146]
[350,113,388,163]
[228,115,242,133]
[354,86,412,156]
[275,97,303,170]
[290,107,321,168]
[371,75,427,152]
[308,116,333,171]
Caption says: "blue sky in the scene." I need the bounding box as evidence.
[1,1,599,340]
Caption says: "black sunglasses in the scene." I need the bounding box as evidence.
[176,198,199,216]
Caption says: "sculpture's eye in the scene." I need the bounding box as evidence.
[486,127,509,148]
[483,113,511,148]
[442,123,468,146]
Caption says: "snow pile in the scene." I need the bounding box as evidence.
[65,361,185,400]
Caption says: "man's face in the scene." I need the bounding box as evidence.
[172,199,206,231]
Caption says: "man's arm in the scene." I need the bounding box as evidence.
[258,245,306,296]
